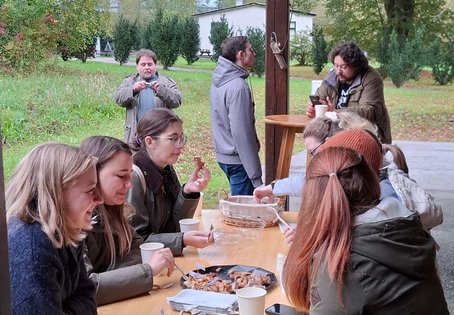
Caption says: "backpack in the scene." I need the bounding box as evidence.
[385,163,443,230]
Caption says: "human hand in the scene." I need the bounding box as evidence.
[253,184,274,202]
[183,230,214,248]
[184,165,210,194]
[283,226,295,245]
[151,80,159,92]
[133,80,148,93]
[306,99,315,118]
[148,248,175,277]
[320,96,335,112]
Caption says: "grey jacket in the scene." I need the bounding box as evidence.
[310,198,448,315]
[113,72,182,145]
[317,66,392,144]
[210,56,263,187]
[8,218,96,315]
[127,149,200,256]
[83,208,154,306]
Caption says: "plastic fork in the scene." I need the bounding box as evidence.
[174,262,190,281]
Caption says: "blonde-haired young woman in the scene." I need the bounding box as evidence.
[80,136,174,306]
[6,143,103,315]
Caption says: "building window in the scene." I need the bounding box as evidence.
[290,21,296,37]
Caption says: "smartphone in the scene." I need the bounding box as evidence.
[309,95,321,106]
[265,303,308,315]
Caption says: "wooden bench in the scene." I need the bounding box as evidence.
[199,49,211,56]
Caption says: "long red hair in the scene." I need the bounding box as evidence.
[283,147,380,311]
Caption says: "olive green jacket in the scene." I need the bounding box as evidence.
[84,209,154,306]
[316,66,392,144]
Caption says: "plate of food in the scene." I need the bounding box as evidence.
[180,265,277,294]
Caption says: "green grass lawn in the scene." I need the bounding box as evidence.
[1,58,453,208]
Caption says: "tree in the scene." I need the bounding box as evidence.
[324,0,453,61]
[246,27,265,78]
[146,10,182,70]
[383,28,425,88]
[113,15,134,65]
[142,7,164,51]
[56,0,110,56]
[0,0,109,72]
[311,26,329,75]
[209,15,233,62]
[290,29,312,66]
[428,31,454,85]
[180,16,200,65]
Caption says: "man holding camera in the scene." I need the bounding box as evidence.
[306,41,391,144]
[113,49,182,145]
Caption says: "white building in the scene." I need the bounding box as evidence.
[193,1,315,53]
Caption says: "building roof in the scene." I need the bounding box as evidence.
[193,2,316,17]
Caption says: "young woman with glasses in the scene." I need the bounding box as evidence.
[127,108,212,255]
[253,111,377,201]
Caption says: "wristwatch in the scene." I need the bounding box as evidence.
[270,180,277,191]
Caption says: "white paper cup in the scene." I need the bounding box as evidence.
[276,253,287,292]
[139,242,164,264]
[179,218,200,233]
[315,104,328,118]
[236,287,267,315]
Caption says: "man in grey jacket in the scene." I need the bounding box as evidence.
[113,49,182,145]
[210,36,263,195]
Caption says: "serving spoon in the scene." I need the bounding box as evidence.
[266,207,294,231]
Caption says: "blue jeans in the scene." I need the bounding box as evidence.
[218,162,255,196]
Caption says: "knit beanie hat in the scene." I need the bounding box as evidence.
[318,129,382,174]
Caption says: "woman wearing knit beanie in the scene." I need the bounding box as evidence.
[253,112,379,200]
[283,147,448,315]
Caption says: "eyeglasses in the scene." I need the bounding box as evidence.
[310,142,324,157]
[154,135,187,146]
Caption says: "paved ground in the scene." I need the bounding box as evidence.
[287,140,454,312]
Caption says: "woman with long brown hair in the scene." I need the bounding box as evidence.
[80,136,174,305]
[128,108,212,255]
[283,146,448,314]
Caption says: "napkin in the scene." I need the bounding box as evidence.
[167,289,238,314]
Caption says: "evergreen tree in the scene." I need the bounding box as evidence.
[157,15,182,69]
[246,27,265,78]
[209,15,233,62]
[181,16,200,65]
[113,15,133,65]
[311,27,328,75]
[383,28,425,88]
[428,30,454,85]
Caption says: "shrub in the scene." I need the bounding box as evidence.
[247,27,265,78]
[113,15,133,65]
[209,15,233,62]
[383,29,425,88]
[290,29,312,66]
[157,15,182,69]
[311,26,328,75]
[181,16,200,65]
[428,34,454,85]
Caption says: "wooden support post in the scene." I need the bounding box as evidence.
[0,131,12,315]
[265,0,290,183]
